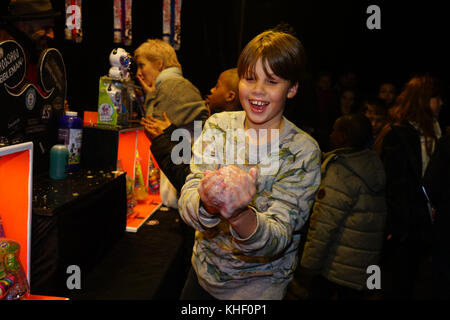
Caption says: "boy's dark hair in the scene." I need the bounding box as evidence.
[237,29,306,85]
[336,113,373,149]
[363,98,388,116]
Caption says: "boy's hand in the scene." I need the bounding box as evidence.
[198,170,225,215]
[218,166,257,220]
[198,166,258,220]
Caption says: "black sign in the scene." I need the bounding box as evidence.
[0,40,67,174]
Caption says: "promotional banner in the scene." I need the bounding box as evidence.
[65,0,83,43]
[113,0,132,46]
[163,0,182,50]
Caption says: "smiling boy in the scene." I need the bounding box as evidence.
[178,29,321,300]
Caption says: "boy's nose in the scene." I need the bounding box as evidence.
[251,80,265,94]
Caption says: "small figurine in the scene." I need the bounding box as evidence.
[108,48,132,80]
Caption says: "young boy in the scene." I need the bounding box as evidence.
[205,68,241,114]
[178,30,321,300]
[300,113,387,299]
[378,82,397,108]
[363,98,388,146]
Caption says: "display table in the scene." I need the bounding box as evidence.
[30,169,127,297]
[66,208,194,300]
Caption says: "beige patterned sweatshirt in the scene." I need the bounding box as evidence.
[178,111,321,300]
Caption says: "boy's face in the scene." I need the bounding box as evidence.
[364,106,386,136]
[136,56,161,89]
[329,120,346,150]
[205,72,230,114]
[340,90,355,115]
[239,58,297,130]
[378,83,396,105]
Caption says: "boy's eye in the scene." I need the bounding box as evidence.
[267,79,278,85]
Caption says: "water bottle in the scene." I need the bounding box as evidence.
[58,111,83,172]
[49,145,69,180]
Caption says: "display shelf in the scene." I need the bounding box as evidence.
[126,193,162,233]
[31,170,127,297]
[25,294,69,300]
[0,142,33,282]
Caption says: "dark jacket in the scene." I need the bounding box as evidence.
[380,124,433,244]
[424,133,450,295]
[301,148,387,290]
[150,124,191,193]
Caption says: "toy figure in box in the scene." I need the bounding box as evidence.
[98,48,135,126]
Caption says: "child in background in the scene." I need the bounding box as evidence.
[378,82,397,109]
[363,98,388,147]
[178,29,321,300]
[301,113,387,300]
[141,68,241,192]
[205,68,242,114]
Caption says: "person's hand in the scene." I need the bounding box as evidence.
[198,170,225,215]
[198,166,258,220]
[136,73,156,96]
[140,112,172,140]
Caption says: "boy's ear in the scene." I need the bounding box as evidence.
[287,82,299,99]
[225,90,236,102]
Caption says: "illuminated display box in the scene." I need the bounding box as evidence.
[0,142,33,283]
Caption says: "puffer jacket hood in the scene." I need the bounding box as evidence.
[322,147,385,193]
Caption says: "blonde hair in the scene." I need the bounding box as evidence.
[134,39,181,70]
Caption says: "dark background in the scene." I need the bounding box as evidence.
[50,0,449,126]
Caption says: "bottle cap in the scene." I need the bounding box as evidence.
[66,111,78,116]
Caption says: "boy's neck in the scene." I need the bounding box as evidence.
[244,118,284,145]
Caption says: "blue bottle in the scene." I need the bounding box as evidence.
[58,111,83,172]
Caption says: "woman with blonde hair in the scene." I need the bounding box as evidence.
[135,39,209,208]
[374,74,443,299]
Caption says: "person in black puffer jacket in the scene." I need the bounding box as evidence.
[301,113,387,299]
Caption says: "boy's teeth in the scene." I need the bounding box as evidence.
[250,100,267,106]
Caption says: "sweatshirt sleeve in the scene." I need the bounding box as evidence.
[178,120,322,258]
[233,146,321,258]
[177,116,223,231]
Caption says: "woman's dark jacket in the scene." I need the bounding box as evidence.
[380,124,433,244]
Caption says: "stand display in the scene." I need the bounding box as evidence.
[31,169,127,297]
[81,120,162,232]
[0,142,33,283]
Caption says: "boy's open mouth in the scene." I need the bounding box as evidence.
[249,99,269,113]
